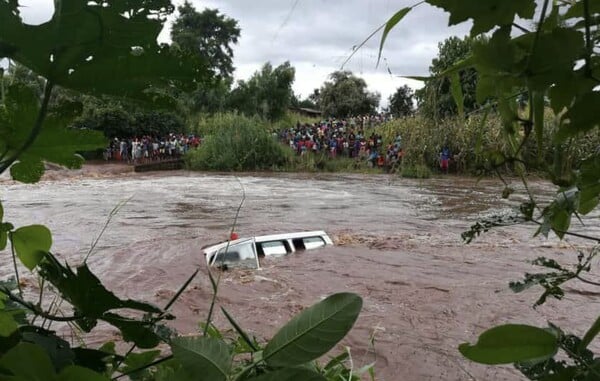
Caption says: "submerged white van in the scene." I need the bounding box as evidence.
[203,231,333,269]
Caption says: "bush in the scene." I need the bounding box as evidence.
[186,113,291,171]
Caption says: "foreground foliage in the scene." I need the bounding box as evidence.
[0,1,367,380]
[380,0,600,378]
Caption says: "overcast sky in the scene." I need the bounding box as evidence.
[18,0,472,107]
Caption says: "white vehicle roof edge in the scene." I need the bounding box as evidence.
[203,231,332,257]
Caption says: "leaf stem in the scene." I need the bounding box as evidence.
[0,80,54,174]
[8,232,23,299]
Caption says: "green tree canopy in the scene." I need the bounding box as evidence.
[228,61,296,121]
[416,35,480,119]
[387,84,415,117]
[171,1,241,81]
[318,71,380,117]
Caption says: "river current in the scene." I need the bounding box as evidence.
[1,165,599,380]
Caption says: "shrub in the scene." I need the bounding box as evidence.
[186,113,291,171]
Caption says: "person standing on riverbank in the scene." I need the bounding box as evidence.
[440,145,451,174]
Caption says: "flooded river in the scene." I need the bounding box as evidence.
[1,165,599,380]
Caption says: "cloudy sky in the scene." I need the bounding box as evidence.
[17,0,472,107]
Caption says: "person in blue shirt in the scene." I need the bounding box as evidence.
[440,145,451,174]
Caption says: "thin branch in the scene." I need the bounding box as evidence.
[8,233,23,299]
[204,177,246,336]
[163,268,199,312]
[84,196,132,263]
[512,23,531,34]
[583,0,594,78]
[530,220,600,242]
[0,81,54,174]
[0,286,82,322]
[576,276,600,287]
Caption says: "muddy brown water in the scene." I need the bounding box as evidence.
[1,164,600,380]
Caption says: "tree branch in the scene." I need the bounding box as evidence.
[0,286,83,322]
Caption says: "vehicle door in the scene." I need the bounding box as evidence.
[210,238,259,269]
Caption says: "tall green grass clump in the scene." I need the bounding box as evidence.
[186,113,292,171]
[381,111,599,176]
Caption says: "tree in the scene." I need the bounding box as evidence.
[318,71,380,117]
[387,85,414,117]
[228,61,296,121]
[171,1,240,81]
[416,35,479,119]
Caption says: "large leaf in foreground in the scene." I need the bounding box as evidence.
[459,324,558,364]
[10,224,52,270]
[0,342,55,381]
[263,293,362,367]
[170,336,232,381]
[0,0,207,102]
[427,0,536,35]
[1,84,107,182]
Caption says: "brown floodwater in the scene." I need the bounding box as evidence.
[1,164,599,380]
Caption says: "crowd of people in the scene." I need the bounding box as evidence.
[279,116,404,170]
[102,114,452,173]
[104,134,201,163]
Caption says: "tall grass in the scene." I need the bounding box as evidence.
[380,111,600,175]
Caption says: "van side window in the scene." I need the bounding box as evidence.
[259,240,289,256]
[302,236,326,249]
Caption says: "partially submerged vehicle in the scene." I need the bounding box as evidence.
[203,231,333,269]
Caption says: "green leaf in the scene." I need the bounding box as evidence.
[10,225,52,270]
[124,350,161,370]
[22,329,75,371]
[515,28,584,92]
[263,293,362,367]
[426,0,536,35]
[9,159,45,183]
[72,347,119,374]
[377,8,411,67]
[459,324,558,364]
[246,368,327,381]
[449,71,464,119]
[102,314,162,349]
[0,231,7,251]
[559,92,600,139]
[220,307,259,352]
[170,336,232,381]
[58,365,109,381]
[1,84,106,182]
[0,342,57,381]
[579,315,600,352]
[0,1,207,103]
[0,312,18,337]
[39,255,162,320]
[550,209,571,239]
